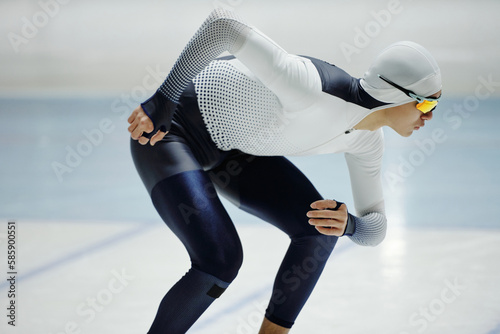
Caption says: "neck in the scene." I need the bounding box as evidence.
[354,108,388,131]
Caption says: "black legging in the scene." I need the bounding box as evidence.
[130,82,338,332]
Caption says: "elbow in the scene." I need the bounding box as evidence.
[369,223,387,247]
[357,223,386,247]
[348,212,387,247]
[205,8,250,54]
[369,215,387,247]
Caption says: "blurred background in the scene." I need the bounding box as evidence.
[0,0,499,333]
[1,0,499,96]
[1,0,499,223]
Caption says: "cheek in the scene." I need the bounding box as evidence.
[407,105,422,122]
[398,106,420,125]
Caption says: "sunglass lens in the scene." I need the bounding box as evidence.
[417,100,438,113]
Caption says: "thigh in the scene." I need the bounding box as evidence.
[151,169,243,282]
[131,138,243,281]
[130,137,202,194]
[208,153,324,237]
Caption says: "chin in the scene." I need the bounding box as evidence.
[391,126,414,137]
[397,130,413,137]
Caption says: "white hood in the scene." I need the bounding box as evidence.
[360,41,442,105]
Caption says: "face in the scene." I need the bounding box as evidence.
[387,91,442,137]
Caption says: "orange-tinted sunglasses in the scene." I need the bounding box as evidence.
[378,75,440,113]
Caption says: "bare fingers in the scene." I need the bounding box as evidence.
[314,225,345,236]
[307,200,347,236]
[150,130,168,146]
[127,106,155,143]
[130,116,154,140]
[310,199,340,210]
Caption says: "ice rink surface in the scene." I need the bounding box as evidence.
[1,1,500,333]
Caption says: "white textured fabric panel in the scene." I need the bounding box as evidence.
[158,8,250,102]
[193,60,301,155]
[348,211,387,247]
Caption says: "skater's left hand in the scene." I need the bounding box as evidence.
[307,199,348,236]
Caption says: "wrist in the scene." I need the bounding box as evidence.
[140,90,178,137]
[343,213,357,237]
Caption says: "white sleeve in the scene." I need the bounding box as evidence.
[142,8,322,134]
[156,8,250,103]
[344,130,387,246]
[157,8,320,109]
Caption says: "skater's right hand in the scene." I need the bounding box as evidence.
[127,105,168,146]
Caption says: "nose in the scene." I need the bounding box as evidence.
[421,111,433,121]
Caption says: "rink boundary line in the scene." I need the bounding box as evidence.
[192,284,272,332]
[190,240,356,332]
[487,323,500,334]
[0,221,158,290]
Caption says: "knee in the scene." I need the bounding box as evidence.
[314,235,337,260]
[194,243,243,283]
[218,247,244,282]
[291,234,338,261]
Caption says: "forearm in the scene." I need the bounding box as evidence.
[158,8,250,103]
[139,9,249,135]
[145,8,318,121]
[344,142,387,247]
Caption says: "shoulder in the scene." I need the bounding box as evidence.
[301,56,388,110]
